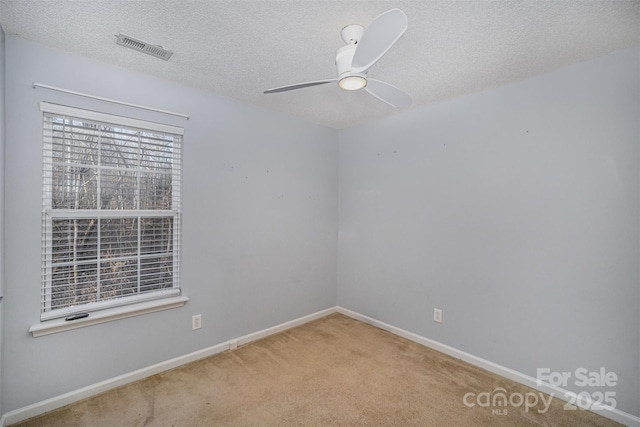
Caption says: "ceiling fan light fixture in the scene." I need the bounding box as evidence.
[339,75,367,91]
[263,9,411,108]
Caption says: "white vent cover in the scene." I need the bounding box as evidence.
[115,33,173,61]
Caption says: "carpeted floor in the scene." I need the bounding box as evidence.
[15,313,620,426]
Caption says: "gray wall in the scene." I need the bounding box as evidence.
[2,36,338,412]
[0,23,5,418]
[2,34,638,419]
[338,48,639,416]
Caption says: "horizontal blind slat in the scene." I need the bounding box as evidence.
[41,103,185,135]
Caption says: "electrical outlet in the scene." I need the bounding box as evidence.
[434,308,442,323]
[192,314,202,330]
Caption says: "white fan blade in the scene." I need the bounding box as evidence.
[264,79,338,94]
[365,79,412,108]
[351,9,408,75]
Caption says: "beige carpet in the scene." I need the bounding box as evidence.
[15,313,620,426]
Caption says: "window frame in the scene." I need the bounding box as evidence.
[39,102,184,322]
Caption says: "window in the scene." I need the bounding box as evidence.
[40,103,183,321]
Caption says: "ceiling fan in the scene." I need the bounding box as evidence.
[263,9,411,108]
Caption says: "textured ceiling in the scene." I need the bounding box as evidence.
[0,1,638,128]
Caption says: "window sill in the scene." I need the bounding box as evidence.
[29,296,189,337]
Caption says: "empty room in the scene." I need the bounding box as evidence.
[0,1,638,426]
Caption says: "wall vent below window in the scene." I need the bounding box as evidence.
[115,33,173,61]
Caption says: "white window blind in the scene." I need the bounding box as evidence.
[40,102,183,321]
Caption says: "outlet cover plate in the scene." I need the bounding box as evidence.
[434,308,442,323]
[192,314,202,330]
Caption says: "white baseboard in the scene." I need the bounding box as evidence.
[236,306,337,347]
[3,305,637,427]
[1,306,337,426]
[336,306,640,427]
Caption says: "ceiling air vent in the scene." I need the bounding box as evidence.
[115,33,173,61]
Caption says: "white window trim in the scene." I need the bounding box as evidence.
[40,288,181,322]
[29,295,189,337]
[37,102,184,331]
